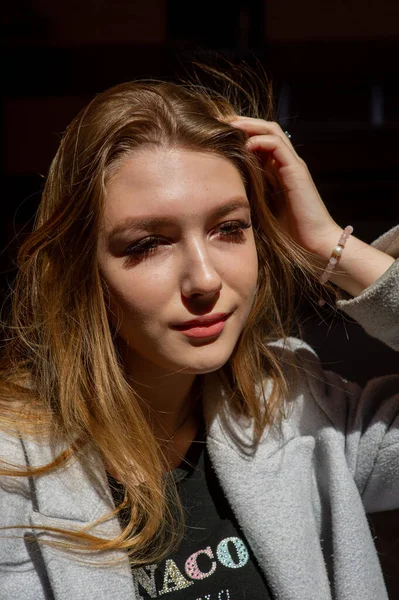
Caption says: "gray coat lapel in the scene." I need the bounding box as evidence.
[203,372,332,600]
[22,437,136,600]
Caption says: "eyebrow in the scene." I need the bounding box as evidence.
[107,199,251,240]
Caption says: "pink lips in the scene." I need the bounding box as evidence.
[172,313,231,338]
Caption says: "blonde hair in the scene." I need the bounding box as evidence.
[0,70,320,564]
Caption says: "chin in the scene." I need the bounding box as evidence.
[171,331,241,374]
[184,362,229,375]
[172,349,235,375]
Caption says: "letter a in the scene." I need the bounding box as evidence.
[159,559,194,595]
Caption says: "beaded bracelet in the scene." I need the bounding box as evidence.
[318,225,354,307]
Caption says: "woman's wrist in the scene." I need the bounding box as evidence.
[316,229,395,298]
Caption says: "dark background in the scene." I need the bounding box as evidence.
[2,1,399,595]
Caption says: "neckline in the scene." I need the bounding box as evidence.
[106,419,207,490]
[172,420,206,483]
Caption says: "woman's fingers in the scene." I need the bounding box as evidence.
[230,117,299,158]
[244,134,304,171]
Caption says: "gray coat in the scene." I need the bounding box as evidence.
[1,226,399,600]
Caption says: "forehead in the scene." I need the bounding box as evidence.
[103,147,247,225]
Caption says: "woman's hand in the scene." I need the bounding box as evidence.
[231,117,395,296]
[230,117,341,258]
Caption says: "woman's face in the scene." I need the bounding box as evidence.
[97,147,258,379]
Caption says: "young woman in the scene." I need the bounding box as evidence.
[0,78,398,600]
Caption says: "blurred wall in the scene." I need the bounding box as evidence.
[265,0,399,40]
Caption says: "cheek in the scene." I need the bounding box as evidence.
[225,241,258,297]
[104,269,174,326]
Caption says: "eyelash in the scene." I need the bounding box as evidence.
[123,220,252,266]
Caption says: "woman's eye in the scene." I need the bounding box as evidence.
[217,220,252,242]
[123,237,166,266]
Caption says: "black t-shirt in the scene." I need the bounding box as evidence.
[108,430,272,599]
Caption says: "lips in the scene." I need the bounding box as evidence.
[172,312,231,331]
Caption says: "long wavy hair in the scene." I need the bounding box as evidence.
[0,71,320,564]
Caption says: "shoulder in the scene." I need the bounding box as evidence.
[0,427,63,466]
[264,336,363,436]
[267,335,319,365]
[266,335,327,398]
[0,431,33,527]
[267,336,399,448]
[0,429,27,465]
[206,336,334,444]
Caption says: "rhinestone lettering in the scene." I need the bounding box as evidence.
[216,537,249,569]
[159,559,194,595]
[185,546,217,580]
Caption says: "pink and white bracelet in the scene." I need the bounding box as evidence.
[318,225,354,306]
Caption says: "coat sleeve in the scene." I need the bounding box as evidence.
[336,224,399,351]
[300,226,399,513]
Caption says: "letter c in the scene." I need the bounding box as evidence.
[185,546,217,580]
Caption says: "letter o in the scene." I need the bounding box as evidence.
[216,537,249,569]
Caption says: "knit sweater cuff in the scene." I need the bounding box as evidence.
[337,225,399,351]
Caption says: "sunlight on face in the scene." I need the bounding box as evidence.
[97,147,258,380]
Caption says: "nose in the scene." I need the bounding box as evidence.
[180,237,222,299]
